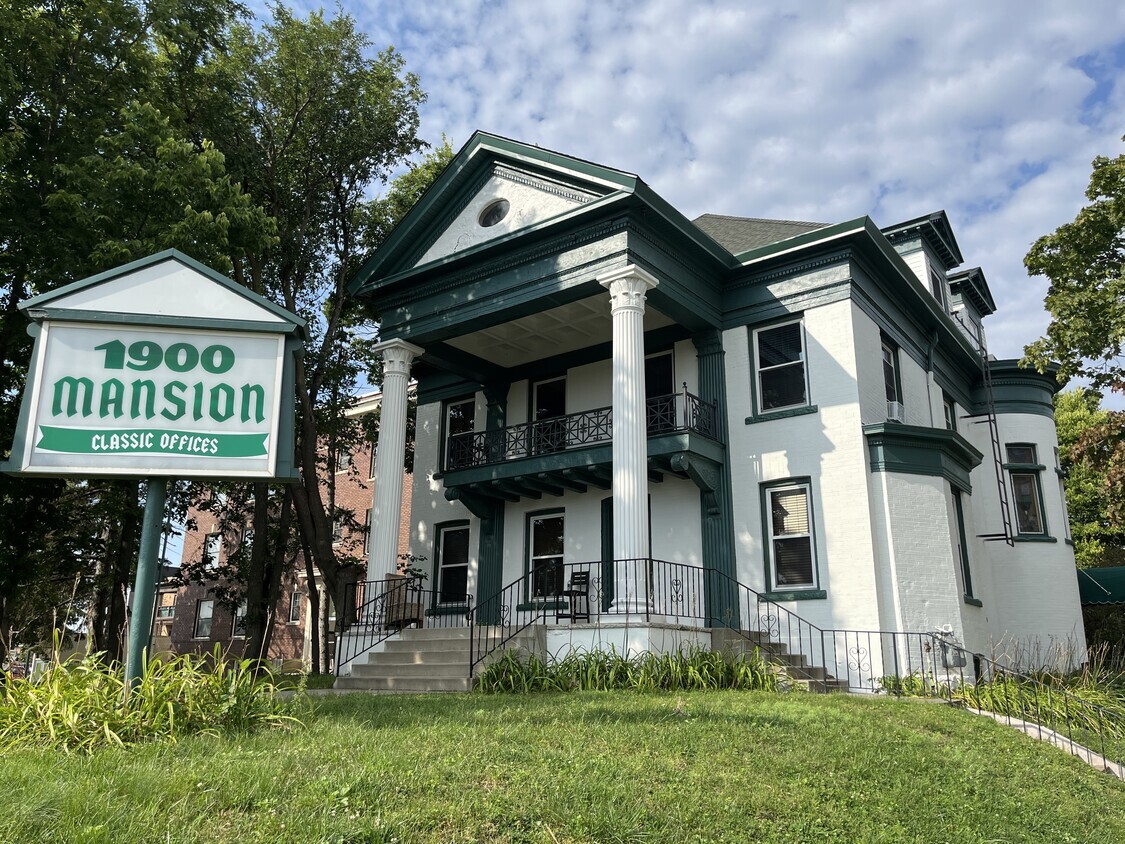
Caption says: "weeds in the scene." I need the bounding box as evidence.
[476,646,780,693]
[0,647,301,754]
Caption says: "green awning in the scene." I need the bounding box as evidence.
[1078,567,1125,606]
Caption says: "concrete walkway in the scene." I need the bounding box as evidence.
[965,706,1124,779]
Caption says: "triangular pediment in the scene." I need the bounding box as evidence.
[412,162,603,267]
[349,132,644,295]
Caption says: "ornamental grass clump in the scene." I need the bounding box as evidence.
[476,646,780,693]
[0,647,300,754]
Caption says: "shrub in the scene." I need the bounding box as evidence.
[476,646,781,694]
[0,647,301,754]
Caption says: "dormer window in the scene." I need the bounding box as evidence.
[478,199,510,227]
[929,268,948,312]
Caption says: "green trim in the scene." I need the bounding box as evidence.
[975,360,1063,419]
[523,507,565,605]
[745,405,819,425]
[864,423,984,493]
[760,477,821,593]
[1065,538,1075,547]
[881,211,964,268]
[1012,535,1058,544]
[22,249,306,336]
[953,489,975,600]
[963,595,983,607]
[33,308,301,335]
[760,590,827,602]
[748,317,812,418]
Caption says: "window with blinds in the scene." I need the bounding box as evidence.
[767,483,816,589]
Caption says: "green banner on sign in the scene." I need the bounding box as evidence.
[36,426,268,458]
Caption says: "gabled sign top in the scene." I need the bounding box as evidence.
[22,249,306,337]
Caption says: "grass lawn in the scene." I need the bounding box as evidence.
[2,690,1123,843]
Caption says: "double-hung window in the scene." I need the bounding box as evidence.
[232,601,247,637]
[528,512,565,600]
[1005,444,1047,536]
[435,523,471,605]
[882,337,904,422]
[754,321,808,413]
[202,533,221,570]
[764,481,818,590]
[193,599,214,638]
[952,490,976,602]
[288,591,302,624]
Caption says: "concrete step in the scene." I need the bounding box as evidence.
[351,662,469,680]
[335,675,472,693]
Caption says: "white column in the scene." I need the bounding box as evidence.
[368,338,424,581]
[600,265,658,613]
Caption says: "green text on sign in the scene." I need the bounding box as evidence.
[36,426,268,458]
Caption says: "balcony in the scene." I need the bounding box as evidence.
[439,388,724,506]
[444,388,719,472]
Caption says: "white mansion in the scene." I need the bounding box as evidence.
[343,132,1084,685]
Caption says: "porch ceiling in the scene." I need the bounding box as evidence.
[444,295,675,367]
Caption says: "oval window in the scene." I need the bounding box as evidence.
[478,199,510,227]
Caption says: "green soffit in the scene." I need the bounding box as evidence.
[864,423,984,492]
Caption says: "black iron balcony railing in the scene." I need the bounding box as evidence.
[445,386,719,471]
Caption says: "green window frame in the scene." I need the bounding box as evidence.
[433,520,471,607]
[442,395,477,470]
[752,320,809,414]
[526,509,565,601]
[952,490,979,605]
[1004,444,1049,537]
[761,479,820,592]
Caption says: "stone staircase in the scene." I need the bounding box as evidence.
[711,628,847,693]
[334,626,544,693]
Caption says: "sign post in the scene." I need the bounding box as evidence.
[2,250,305,694]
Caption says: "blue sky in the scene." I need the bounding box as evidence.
[288,1,1125,381]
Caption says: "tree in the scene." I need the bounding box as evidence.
[159,6,427,671]
[1024,137,1125,391]
[1054,389,1125,569]
[0,0,273,666]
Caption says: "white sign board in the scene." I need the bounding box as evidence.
[19,322,286,477]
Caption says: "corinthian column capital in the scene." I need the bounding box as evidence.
[373,338,425,377]
[600,265,659,315]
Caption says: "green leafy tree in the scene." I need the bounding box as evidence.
[1024,137,1125,390]
[1054,389,1125,568]
[159,6,427,670]
[0,0,273,666]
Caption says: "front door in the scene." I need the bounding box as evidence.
[531,376,566,454]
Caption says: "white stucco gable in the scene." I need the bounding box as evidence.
[414,165,598,267]
[32,257,289,325]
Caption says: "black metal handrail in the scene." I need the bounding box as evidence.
[334,577,474,675]
[445,387,719,471]
[469,558,710,675]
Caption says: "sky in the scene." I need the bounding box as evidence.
[286,0,1125,379]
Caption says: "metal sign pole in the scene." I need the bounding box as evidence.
[124,477,169,695]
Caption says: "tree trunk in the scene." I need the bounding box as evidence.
[299,530,320,674]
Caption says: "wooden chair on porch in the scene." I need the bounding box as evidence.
[556,570,591,623]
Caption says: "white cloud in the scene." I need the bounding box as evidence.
[300,1,1125,365]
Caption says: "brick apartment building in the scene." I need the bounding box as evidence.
[153,391,413,669]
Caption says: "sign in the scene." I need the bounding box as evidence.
[3,249,305,479]
[22,323,285,476]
